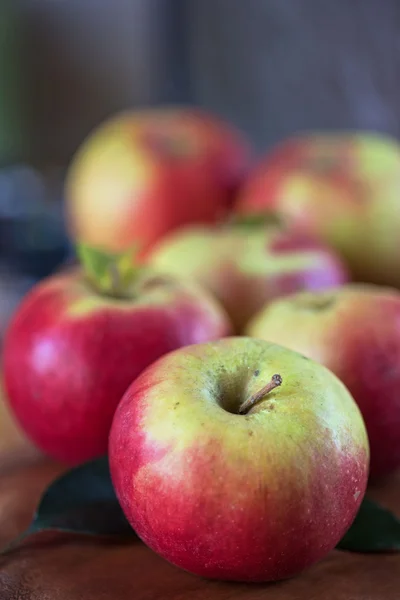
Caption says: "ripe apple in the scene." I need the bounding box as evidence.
[2,267,231,465]
[65,107,251,259]
[149,223,349,331]
[246,283,400,479]
[235,132,400,286]
[109,337,369,583]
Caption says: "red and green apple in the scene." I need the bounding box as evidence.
[109,337,369,582]
[246,284,400,479]
[149,223,348,331]
[2,267,231,465]
[66,106,251,259]
[235,132,400,286]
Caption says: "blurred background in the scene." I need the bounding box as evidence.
[1,0,400,337]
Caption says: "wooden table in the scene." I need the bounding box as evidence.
[1,386,400,599]
[0,379,40,472]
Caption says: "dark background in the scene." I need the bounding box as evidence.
[9,0,400,163]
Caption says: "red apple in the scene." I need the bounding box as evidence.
[65,107,251,259]
[246,284,400,479]
[2,267,231,465]
[149,223,349,331]
[235,132,400,286]
[109,337,369,582]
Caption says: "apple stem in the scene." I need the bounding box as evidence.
[239,374,282,415]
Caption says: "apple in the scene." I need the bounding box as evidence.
[109,337,369,582]
[149,223,349,332]
[65,107,251,259]
[2,267,231,465]
[246,283,400,479]
[235,132,400,286]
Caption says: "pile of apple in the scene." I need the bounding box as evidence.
[3,107,400,583]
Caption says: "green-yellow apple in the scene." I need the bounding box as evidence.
[2,266,231,465]
[109,337,369,582]
[235,132,400,286]
[246,283,400,479]
[65,107,251,259]
[149,223,349,331]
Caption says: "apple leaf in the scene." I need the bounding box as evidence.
[337,497,400,552]
[76,242,139,298]
[0,457,135,554]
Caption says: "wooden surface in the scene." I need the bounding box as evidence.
[0,381,40,474]
[1,388,400,598]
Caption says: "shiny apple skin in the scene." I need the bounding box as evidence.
[3,268,231,464]
[109,337,369,582]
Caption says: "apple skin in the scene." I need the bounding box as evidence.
[235,132,400,286]
[149,223,349,332]
[109,337,369,583]
[65,107,251,258]
[246,283,400,479]
[2,268,231,465]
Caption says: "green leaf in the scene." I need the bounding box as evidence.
[337,497,400,552]
[1,457,135,554]
[76,242,139,298]
[77,243,111,286]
